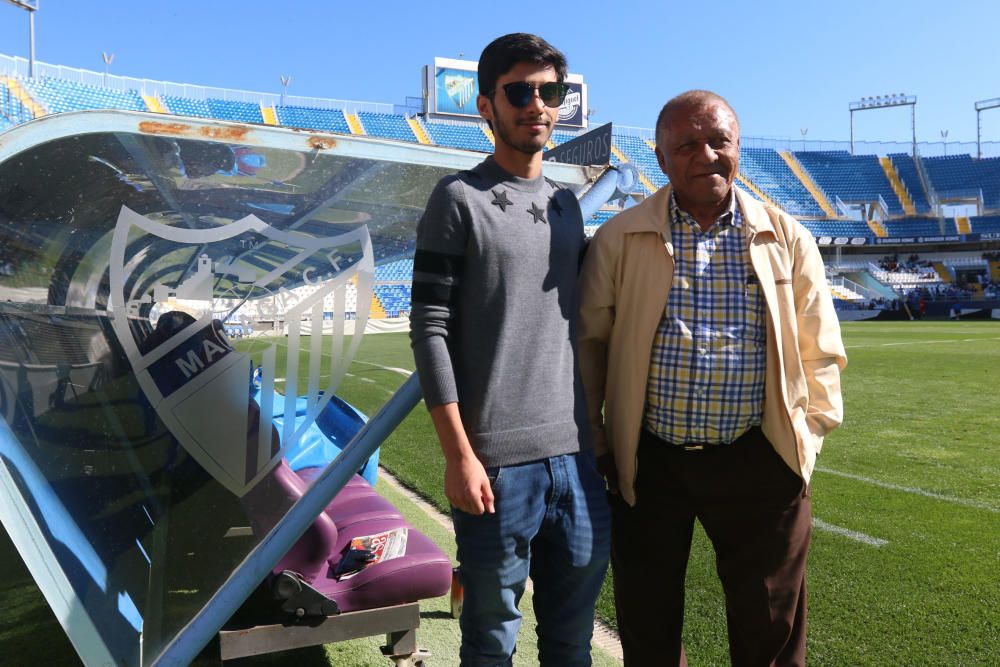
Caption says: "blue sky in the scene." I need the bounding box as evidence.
[1,0,998,145]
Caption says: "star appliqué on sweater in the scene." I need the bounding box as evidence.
[491,189,513,212]
[527,201,547,224]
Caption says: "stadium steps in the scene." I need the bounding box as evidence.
[346,112,365,135]
[955,215,971,234]
[0,76,46,117]
[141,94,166,113]
[779,151,838,218]
[407,116,431,145]
[481,125,496,147]
[880,157,917,215]
[260,105,278,125]
[866,219,888,237]
[369,292,387,319]
[990,260,1000,282]
[735,173,777,208]
[933,262,951,282]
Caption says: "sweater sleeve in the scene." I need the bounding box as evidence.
[409,177,469,409]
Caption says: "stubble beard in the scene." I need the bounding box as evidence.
[491,101,551,156]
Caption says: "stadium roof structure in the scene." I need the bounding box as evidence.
[0,110,625,665]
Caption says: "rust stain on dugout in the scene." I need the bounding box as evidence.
[199,126,251,141]
[307,136,337,150]
[138,121,193,136]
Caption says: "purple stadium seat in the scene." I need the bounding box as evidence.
[241,460,451,615]
[295,465,404,523]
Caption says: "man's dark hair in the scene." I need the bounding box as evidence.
[478,33,568,99]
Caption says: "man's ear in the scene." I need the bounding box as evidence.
[477,94,493,125]
[655,146,669,177]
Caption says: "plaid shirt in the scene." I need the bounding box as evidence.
[644,192,767,445]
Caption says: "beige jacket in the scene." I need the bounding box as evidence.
[578,185,847,506]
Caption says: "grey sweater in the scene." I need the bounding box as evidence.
[409,156,590,467]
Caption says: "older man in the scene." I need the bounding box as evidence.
[578,90,847,666]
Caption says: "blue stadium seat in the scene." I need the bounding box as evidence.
[422,120,492,152]
[24,77,145,114]
[795,151,904,215]
[740,147,824,218]
[357,112,416,142]
[969,215,1000,234]
[206,99,263,124]
[800,220,874,238]
[0,79,33,126]
[882,217,949,237]
[922,155,1000,210]
[275,106,350,133]
[888,153,931,213]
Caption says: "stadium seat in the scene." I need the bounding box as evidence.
[795,150,905,215]
[922,154,1000,210]
[240,459,452,615]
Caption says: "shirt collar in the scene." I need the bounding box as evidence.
[669,189,738,232]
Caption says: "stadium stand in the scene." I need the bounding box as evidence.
[0,79,33,128]
[888,153,931,213]
[882,217,954,237]
[794,151,904,215]
[970,215,1000,234]
[3,53,1000,274]
[24,76,144,113]
[612,134,666,188]
[357,111,416,142]
[922,155,1000,210]
[273,105,351,133]
[740,147,825,217]
[423,118,493,152]
[800,220,874,238]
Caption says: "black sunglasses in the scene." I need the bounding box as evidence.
[494,81,569,108]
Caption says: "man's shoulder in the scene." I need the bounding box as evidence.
[592,190,666,243]
[739,191,814,246]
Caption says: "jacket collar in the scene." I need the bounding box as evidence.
[619,184,779,241]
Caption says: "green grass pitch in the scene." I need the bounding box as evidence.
[1,321,997,664]
[293,321,1000,665]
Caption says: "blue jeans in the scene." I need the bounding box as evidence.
[451,451,611,667]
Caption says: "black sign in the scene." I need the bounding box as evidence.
[544,123,612,166]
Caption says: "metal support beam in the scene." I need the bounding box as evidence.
[2,1,38,77]
[974,97,1000,160]
[217,602,421,661]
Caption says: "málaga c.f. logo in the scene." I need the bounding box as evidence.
[109,206,373,497]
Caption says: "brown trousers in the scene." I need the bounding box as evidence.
[611,427,811,667]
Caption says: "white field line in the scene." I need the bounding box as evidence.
[845,336,1000,349]
[817,467,999,513]
[812,518,888,547]
[352,359,413,377]
[249,338,414,377]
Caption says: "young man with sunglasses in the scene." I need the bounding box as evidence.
[410,33,610,666]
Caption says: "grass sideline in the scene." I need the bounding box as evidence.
[270,321,1000,665]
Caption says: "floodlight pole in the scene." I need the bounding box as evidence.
[975,97,1000,159]
[849,94,917,155]
[3,0,38,77]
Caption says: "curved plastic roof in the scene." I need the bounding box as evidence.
[0,111,605,665]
